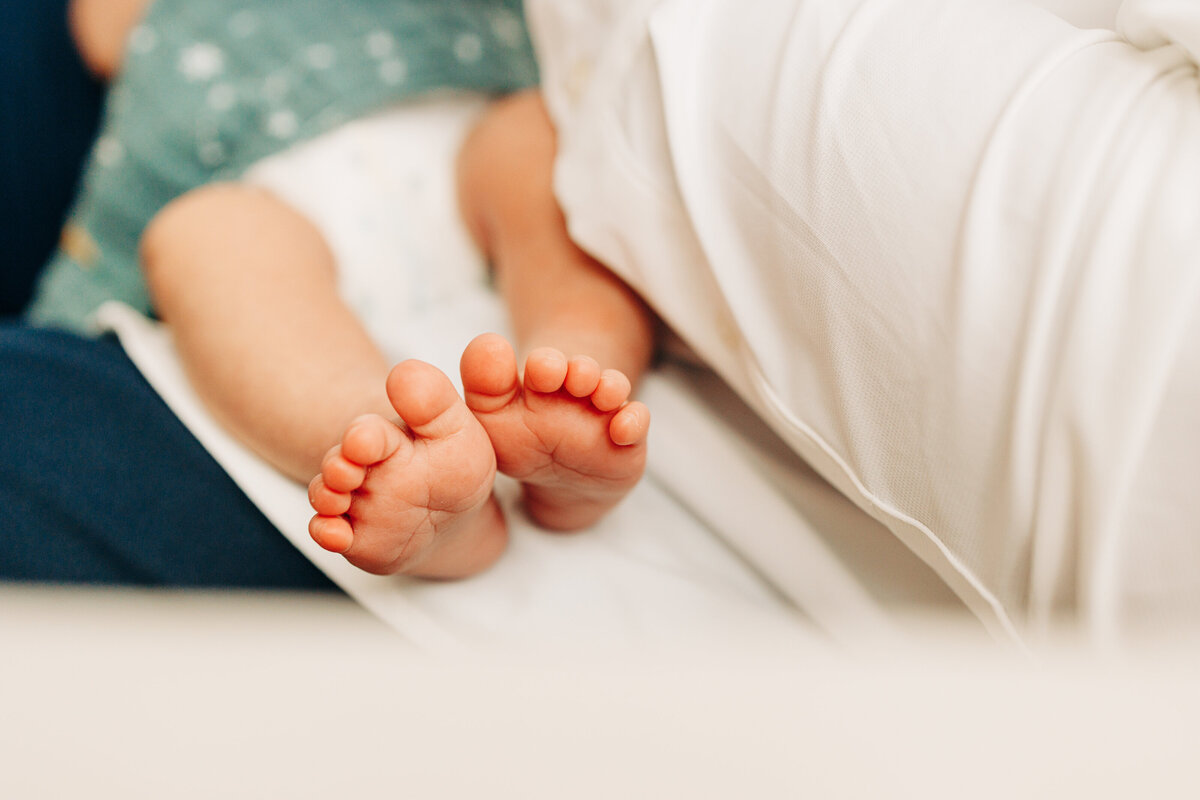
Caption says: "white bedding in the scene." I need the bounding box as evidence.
[96,95,965,654]
[531,0,1200,643]
[95,0,1200,649]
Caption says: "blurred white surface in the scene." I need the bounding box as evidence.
[3,585,1198,799]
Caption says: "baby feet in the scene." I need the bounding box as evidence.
[307,359,506,579]
[460,333,650,531]
[307,335,649,578]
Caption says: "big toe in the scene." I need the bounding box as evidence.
[385,359,471,440]
[460,332,520,413]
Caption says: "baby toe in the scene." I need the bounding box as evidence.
[563,355,602,398]
[523,347,569,394]
[460,333,519,410]
[340,414,404,466]
[591,369,632,412]
[309,514,355,554]
[609,401,650,446]
[308,475,352,516]
[321,446,367,493]
[387,359,488,448]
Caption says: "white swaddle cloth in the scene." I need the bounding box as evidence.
[98,94,966,653]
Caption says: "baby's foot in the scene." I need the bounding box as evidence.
[307,360,505,578]
[460,333,650,531]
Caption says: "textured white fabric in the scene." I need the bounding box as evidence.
[528,0,1200,642]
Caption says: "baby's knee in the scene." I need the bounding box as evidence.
[140,182,273,286]
[140,181,333,311]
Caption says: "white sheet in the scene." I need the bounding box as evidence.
[529,0,1200,643]
[96,96,966,653]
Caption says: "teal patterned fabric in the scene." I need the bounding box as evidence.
[28,0,537,332]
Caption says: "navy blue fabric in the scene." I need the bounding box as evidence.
[0,325,337,589]
[0,2,105,317]
[0,8,333,589]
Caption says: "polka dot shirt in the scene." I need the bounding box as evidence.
[29,0,538,332]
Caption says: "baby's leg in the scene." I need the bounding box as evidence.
[142,183,393,482]
[142,182,504,577]
[458,90,656,382]
[458,91,654,530]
